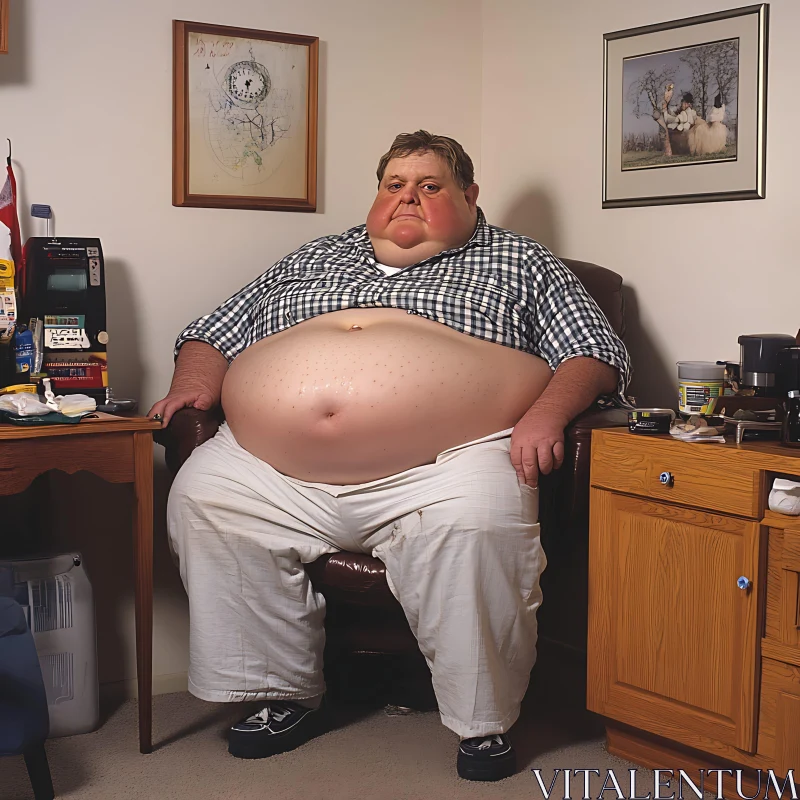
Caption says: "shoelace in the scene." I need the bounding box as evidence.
[473,734,505,750]
[245,702,295,725]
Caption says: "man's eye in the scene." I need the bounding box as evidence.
[388,183,402,191]
[422,184,439,192]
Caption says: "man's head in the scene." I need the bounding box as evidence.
[681,92,694,110]
[366,130,479,268]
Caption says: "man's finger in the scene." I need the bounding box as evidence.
[553,440,565,471]
[521,448,539,487]
[161,397,190,427]
[537,443,554,476]
[510,445,526,484]
[147,399,168,420]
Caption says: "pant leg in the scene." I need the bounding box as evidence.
[167,424,342,703]
[368,436,545,738]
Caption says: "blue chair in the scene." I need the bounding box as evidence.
[0,567,55,800]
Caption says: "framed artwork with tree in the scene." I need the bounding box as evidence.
[603,4,768,208]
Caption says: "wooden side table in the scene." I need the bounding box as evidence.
[0,413,161,754]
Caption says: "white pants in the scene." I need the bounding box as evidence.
[167,423,545,738]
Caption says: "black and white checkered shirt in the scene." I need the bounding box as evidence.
[176,209,631,396]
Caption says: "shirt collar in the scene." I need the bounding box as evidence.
[352,207,491,262]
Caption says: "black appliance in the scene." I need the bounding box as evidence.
[777,346,800,398]
[21,237,108,397]
[738,334,796,397]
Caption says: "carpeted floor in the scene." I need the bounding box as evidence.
[0,654,653,800]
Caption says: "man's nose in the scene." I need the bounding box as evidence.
[399,183,419,204]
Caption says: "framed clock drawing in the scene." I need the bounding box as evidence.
[173,20,319,212]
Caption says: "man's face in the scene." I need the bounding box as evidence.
[366,151,479,268]
[681,101,690,111]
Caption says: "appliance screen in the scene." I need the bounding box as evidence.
[47,269,88,293]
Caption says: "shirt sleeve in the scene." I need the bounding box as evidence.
[528,248,632,400]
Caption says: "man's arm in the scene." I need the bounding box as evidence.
[147,341,229,426]
[510,356,617,488]
[512,248,631,488]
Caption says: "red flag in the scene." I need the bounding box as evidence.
[0,158,22,277]
[0,155,22,343]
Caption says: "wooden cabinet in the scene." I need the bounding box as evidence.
[588,429,800,782]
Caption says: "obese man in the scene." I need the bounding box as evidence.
[149,130,630,782]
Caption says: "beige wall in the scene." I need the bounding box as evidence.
[0,0,482,693]
[481,0,800,406]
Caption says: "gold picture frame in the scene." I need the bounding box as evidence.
[173,20,319,212]
[603,4,768,208]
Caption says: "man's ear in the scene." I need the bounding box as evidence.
[465,183,479,210]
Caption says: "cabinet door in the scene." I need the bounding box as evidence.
[587,489,762,753]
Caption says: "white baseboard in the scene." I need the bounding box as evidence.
[100,671,188,703]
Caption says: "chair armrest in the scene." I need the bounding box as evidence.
[565,406,630,495]
[153,407,224,475]
[539,406,629,554]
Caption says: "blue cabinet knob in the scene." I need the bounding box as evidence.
[659,471,674,487]
[737,576,752,591]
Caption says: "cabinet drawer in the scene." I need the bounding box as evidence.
[765,527,800,652]
[591,434,759,517]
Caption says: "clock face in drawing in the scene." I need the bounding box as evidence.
[224,61,271,107]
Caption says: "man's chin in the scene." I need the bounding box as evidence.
[388,237,426,251]
[386,223,427,250]
[377,230,426,251]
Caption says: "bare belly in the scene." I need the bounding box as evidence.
[221,308,553,483]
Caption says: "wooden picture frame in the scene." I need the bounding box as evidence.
[603,4,768,208]
[173,20,319,212]
[0,0,9,55]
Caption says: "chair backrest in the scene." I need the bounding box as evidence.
[560,258,625,339]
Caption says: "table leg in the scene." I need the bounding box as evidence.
[132,431,154,754]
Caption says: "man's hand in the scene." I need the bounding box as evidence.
[509,357,619,488]
[147,341,229,427]
[147,390,216,428]
[510,409,569,488]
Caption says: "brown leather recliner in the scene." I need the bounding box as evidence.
[155,259,628,690]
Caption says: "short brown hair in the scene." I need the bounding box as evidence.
[376,130,475,190]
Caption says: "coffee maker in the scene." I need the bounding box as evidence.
[738,334,796,397]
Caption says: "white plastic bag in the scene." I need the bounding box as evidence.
[0,390,96,418]
[0,393,51,416]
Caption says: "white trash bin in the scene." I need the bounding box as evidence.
[7,553,100,737]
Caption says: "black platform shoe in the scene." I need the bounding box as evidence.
[228,699,326,759]
[457,733,516,781]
